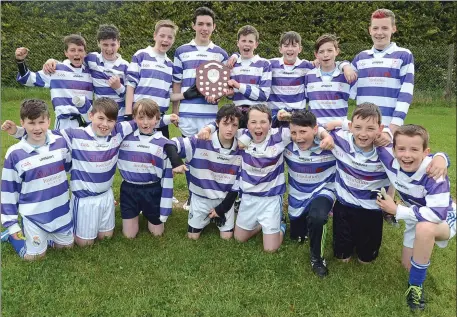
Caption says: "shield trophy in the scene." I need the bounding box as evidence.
[196,61,230,99]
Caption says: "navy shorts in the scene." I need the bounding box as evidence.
[120,181,162,225]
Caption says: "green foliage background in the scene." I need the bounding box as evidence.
[2,1,456,91]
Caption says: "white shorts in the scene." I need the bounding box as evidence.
[22,217,74,256]
[71,189,115,240]
[179,117,215,137]
[403,208,457,249]
[236,194,282,235]
[188,195,235,232]
[55,117,80,129]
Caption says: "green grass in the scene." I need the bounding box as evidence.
[1,87,456,317]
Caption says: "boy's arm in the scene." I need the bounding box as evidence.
[15,48,51,88]
[124,85,135,118]
[159,158,173,223]
[171,136,196,162]
[172,53,184,115]
[390,52,415,130]
[235,61,272,102]
[164,143,184,168]
[1,159,22,235]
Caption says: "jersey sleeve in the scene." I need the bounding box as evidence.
[238,60,272,102]
[126,53,141,89]
[171,136,196,162]
[391,52,415,126]
[172,51,183,83]
[159,158,173,222]
[17,69,51,88]
[1,155,22,234]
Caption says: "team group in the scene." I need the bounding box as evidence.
[1,6,456,311]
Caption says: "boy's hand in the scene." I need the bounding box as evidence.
[342,66,358,84]
[208,208,226,227]
[42,58,57,74]
[223,87,235,97]
[183,84,202,99]
[277,109,292,122]
[319,135,334,150]
[389,123,400,135]
[227,79,240,90]
[1,120,18,135]
[426,155,448,180]
[169,114,179,127]
[15,47,29,61]
[311,58,320,68]
[374,132,392,147]
[197,127,212,140]
[226,55,237,69]
[238,140,248,150]
[172,164,189,175]
[376,194,397,215]
[108,76,121,89]
[205,95,219,104]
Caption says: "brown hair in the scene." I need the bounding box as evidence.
[393,124,429,150]
[248,104,272,123]
[237,25,259,42]
[133,99,161,120]
[193,6,216,24]
[154,19,179,36]
[314,34,339,52]
[351,102,382,125]
[63,34,86,51]
[20,99,50,120]
[90,97,119,121]
[97,24,120,42]
[279,31,302,46]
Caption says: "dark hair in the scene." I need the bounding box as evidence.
[90,97,119,121]
[394,124,429,150]
[216,104,242,124]
[290,110,317,128]
[63,34,86,51]
[351,102,382,125]
[133,99,160,120]
[314,33,339,52]
[237,25,259,41]
[247,104,272,123]
[193,6,215,24]
[20,99,50,120]
[279,31,302,46]
[97,24,120,42]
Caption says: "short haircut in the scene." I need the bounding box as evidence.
[314,34,339,52]
[216,104,242,124]
[133,99,161,120]
[154,19,179,36]
[248,104,272,123]
[371,8,396,26]
[279,31,302,46]
[193,6,215,24]
[97,24,120,42]
[20,99,50,120]
[237,25,259,42]
[290,110,317,128]
[63,34,86,51]
[393,124,429,150]
[351,102,382,125]
[90,97,119,121]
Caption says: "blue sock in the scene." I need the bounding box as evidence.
[280,221,287,236]
[409,257,430,286]
[8,235,26,258]
[185,168,192,201]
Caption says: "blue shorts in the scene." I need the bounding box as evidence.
[120,181,162,225]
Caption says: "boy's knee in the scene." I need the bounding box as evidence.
[75,237,95,247]
[24,252,46,261]
[415,222,436,239]
[220,231,233,240]
[307,211,327,227]
[187,232,201,240]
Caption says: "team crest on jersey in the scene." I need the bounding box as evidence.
[338,83,345,91]
[155,148,162,156]
[32,236,41,246]
[391,60,399,68]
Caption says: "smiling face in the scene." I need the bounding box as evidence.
[369,17,396,50]
[89,111,116,137]
[154,26,176,55]
[279,40,302,65]
[349,115,383,152]
[290,123,317,151]
[98,38,120,61]
[247,109,271,143]
[394,135,430,172]
[21,115,50,146]
[315,41,339,72]
[64,43,86,67]
[237,33,259,59]
[192,15,215,46]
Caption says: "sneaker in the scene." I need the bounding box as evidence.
[172,196,179,204]
[405,284,426,311]
[311,257,329,278]
[182,198,191,211]
[1,230,9,242]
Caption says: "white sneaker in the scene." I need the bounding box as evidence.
[172,196,179,204]
[182,198,190,211]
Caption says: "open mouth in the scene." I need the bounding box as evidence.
[243,48,251,53]
[401,160,414,168]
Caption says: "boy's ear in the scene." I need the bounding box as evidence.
[348,121,352,130]
[424,147,431,156]
[379,124,384,132]
[88,111,94,121]
[313,125,318,134]
[20,119,25,127]
[335,48,340,56]
[392,25,397,34]
[314,51,318,59]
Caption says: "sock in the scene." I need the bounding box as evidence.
[280,221,287,236]
[185,168,192,202]
[409,257,430,286]
[8,235,26,258]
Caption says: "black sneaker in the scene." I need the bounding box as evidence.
[405,284,426,311]
[311,257,328,278]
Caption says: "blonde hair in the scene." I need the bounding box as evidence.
[154,20,178,35]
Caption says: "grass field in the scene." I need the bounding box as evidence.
[1,87,456,317]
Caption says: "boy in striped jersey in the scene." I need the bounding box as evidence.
[15,35,93,129]
[172,104,243,240]
[350,9,414,133]
[1,99,73,260]
[43,25,130,122]
[227,25,272,129]
[376,125,454,311]
[4,98,178,247]
[117,99,176,238]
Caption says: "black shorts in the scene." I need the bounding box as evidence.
[332,200,383,262]
[120,181,162,225]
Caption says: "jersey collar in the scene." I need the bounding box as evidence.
[189,39,215,49]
